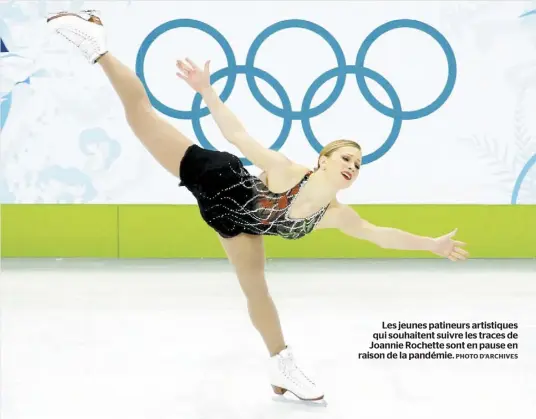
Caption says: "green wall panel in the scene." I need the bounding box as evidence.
[117,204,536,259]
[117,205,226,258]
[0,204,118,258]
[1,204,535,258]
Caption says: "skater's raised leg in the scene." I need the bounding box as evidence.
[47,10,192,177]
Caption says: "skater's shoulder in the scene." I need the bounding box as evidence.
[259,163,311,193]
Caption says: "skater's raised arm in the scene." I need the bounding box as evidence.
[176,58,291,172]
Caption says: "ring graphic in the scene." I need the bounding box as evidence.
[511,154,536,204]
[136,18,457,166]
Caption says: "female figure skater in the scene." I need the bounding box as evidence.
[47,11,468,402]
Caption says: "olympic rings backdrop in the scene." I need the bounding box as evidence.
[135,18,457,167]
[1,0,535,205]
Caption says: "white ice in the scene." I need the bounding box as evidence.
[1,259,535,419]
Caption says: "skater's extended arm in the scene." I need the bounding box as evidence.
[200,85,290,169]
[318,204,468,261]
[176,58,291,172]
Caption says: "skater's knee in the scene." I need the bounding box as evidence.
[235,268,270,301]
[125,104,166,145]
[245,285,271,303]
[125,102,152,128]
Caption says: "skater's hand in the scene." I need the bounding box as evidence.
[430,228,468,261]
[176,58,211,93]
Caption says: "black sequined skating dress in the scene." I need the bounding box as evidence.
[179,145,329,239]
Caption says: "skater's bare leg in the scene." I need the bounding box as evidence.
[98,53,192,177]
[219,234,287,356]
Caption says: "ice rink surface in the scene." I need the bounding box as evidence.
[1,258,535,419]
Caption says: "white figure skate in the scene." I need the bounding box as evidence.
[269,346,324,401]
[46,10,108,64]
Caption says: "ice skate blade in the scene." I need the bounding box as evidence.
[271,395,328,408]
[271,385,324,402]
[46,10,102,25]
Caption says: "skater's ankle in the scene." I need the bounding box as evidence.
[269,344,288,357]
[96,51,110,65]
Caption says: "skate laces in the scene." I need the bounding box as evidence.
[56,26,100,60]
[49,11,104,63]
[280,352,316,386]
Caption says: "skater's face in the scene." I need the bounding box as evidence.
[318,145,362,190]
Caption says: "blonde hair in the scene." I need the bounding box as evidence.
[316,139,361,169]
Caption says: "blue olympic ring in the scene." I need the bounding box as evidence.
[511,154,536,204]
[246,19,346,119]
[355,19,457,120]
[302,66,402,165]
[136,18,457,166]
[136,19,237,120]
